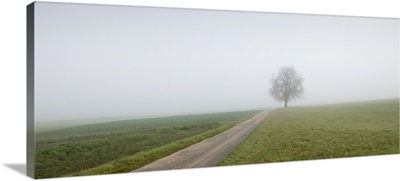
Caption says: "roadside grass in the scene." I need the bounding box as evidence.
[219,99,399,166]
[35,110,260,178]
[69,121,237,176]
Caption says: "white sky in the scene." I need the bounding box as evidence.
[34,2,399,121]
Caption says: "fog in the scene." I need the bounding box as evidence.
[34,2,399,122]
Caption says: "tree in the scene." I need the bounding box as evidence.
[269,66,304,108]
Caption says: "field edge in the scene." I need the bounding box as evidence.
[66,113,260,177]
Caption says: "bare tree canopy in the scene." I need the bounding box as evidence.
[269,66,304,107]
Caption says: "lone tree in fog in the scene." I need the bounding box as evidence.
[269,66,304,108]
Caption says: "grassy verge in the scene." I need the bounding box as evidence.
[219,99,399,166]
[69,121,239,176]
[35,110,261,178]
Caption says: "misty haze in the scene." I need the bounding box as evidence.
[35,3,399,122]
[29,2,400,179]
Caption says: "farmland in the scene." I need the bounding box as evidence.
[219,99,399,166]
[35,110,260,178]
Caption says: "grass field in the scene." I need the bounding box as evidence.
[36,116,141,133]
[219,99,399,166]
[35,110,260,178]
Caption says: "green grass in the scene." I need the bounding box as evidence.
[36,116,141,133]
[70,121,237,176]
[219,99,399,166]
[35,110,260,178]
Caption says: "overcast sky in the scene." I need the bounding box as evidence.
[34,2,399,122]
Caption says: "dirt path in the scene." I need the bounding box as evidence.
[133,109,272,172]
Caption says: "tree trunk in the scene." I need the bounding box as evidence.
[284,100,288,108]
